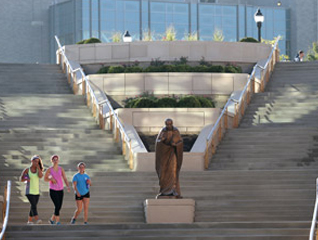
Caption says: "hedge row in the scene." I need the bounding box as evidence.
[125,95,215,108]
[97,64,242,74]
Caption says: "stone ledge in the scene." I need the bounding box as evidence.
[144,199,195,223]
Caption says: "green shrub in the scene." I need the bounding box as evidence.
[239,37,258,43]
[157,97,178,108]
[124,66,143,73]
[97,66,110,74]
[162,65,177,72]
[234,66,242,73]
[174,64,192,72]
[196,96,215,108]
[224,66,237,73]
[76,39,86,44]
[199,57,210,66]
[208,65,224,73]
[150,58,165,67]
[124,98,139,108]
[108,66,125,73]
[132,97,157,108]
[84,38,102,44]
[144,65,167,72]
[178,96,201,108]
[174,56,188,65]
[192,65,209,72]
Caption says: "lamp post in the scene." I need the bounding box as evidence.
[254,8,264,42]
[123,30,132,42]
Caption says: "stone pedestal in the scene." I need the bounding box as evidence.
[144,199,195,223]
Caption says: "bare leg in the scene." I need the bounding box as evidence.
[82,198,90,223]
[51,215,56,222]
[72,200,83,220]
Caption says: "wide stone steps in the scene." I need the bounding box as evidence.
[4,222,310,240]
[1,170,316,226]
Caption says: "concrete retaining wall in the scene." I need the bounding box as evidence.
[116,108,221,134]
[64,41,272,65]
[88,72,249,96]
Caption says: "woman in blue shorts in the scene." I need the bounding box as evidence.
[70,162,91,225]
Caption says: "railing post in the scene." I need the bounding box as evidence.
[73,72,77,94]
[218,123,222,142]
[109,110,113,131]
[233,103,239,128]
[87,90,91,107]
[93,101,97,118]
[62,61,66,74]
[82,78,86,96]
[2,185,7,224]
[129,140,133,169]
[240,96,245,116]
[99,105,104,130]
[204,140,209,169]
[122,134,126,155]
[58,51,62,65]
[224,107,228,129]
[211,139,216,154]
[67,68,71,84]
[115,121,119,142]
[252,77,255,94]
[247,90,250,104]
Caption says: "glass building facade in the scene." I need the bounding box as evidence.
[50,0,290,61]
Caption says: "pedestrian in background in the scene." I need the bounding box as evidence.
[20,155,43,224]
[294,50,304,62]
[44,154,70,225]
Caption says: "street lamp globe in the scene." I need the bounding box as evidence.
[254,8,264,23]
[123,30,132,43]
[254,8,264,42]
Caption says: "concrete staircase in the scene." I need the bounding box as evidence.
[1,62,316,239]
[210,61,318,170]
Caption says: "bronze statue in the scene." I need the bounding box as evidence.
[155,118,183,199]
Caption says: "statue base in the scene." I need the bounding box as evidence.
[144,199,195,223]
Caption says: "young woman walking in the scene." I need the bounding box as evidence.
[20,155,44,224]
[70,162,91,225]
[44,154,70,225]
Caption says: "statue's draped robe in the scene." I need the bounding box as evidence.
[155,127,183,198]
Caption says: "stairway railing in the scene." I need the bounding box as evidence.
[55,36,134,169]
[0,181,12,240]
[309,178,318,240]
[204,36,281,169]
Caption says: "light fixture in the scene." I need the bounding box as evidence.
[277,1,282,6]
[123,30,132,43]
[254,8,264,42]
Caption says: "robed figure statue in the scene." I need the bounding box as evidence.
[155,118,183,199]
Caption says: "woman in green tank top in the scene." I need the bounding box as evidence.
[20,155,44,224]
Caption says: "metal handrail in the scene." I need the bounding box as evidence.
[309,178,318,240]
[0,181,12,240]
[205,36,280,154]
[237,36,281,106]
[54,36,131,144]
